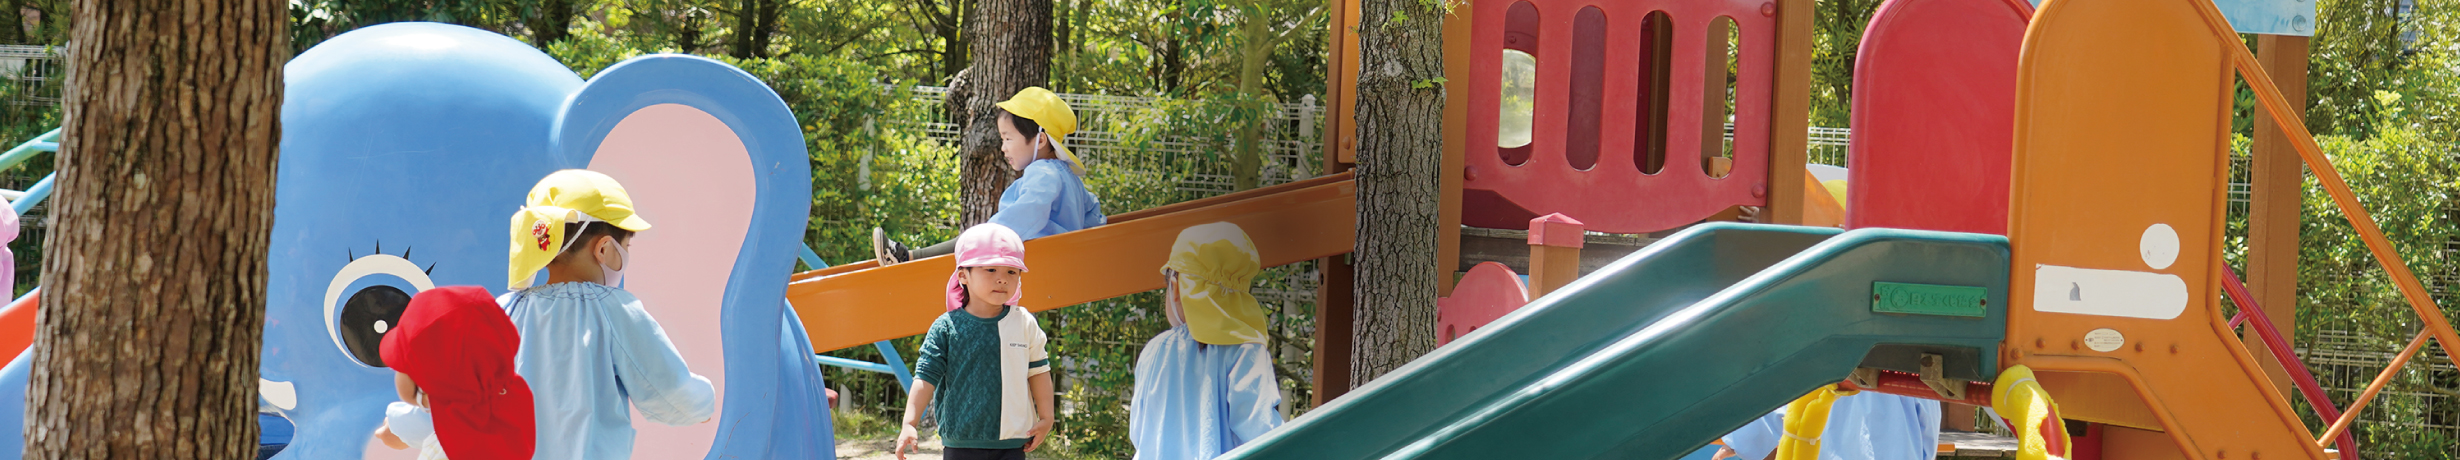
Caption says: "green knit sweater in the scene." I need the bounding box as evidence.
[914,307,1033,449]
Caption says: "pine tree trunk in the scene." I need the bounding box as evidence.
[25,0,282,457]
[955,0,1050,227]
[1347,0,1444,387]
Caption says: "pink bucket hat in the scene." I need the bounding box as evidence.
[944,224,1028,311]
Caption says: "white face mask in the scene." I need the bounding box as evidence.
[599,240,629,288]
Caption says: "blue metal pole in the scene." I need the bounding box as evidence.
[795,243,915,391]
[14,173,51,215]
[0,129,60,172]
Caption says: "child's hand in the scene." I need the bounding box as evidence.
[894,424,921,460]
[1023,419,1054,452]
[373,425,408,450]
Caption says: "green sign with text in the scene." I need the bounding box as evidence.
[1872,282,1988,318]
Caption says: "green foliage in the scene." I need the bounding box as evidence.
[1807,0,1882,129]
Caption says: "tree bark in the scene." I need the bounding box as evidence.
[25,0,282,457]
[954,0,1050,227]
[726,0,780,59]
[1229,7,1272,191]
[1347,0,1444,387]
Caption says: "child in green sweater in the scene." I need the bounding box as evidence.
[896,223,1056,460]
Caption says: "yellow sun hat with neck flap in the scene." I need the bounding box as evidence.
[507,170,651,289]
[993,87,1085,177]
[1163,222,1267,345]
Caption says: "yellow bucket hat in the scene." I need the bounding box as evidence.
[507,170,652,289]
[993,87,1085,177]
[1163,222,1267,345]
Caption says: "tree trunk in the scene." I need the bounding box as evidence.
[955,0,1050,227]
[1347,0,1444,388]
[26,0,282,457]
[728,0,757,58]
[1229,7,1274,191]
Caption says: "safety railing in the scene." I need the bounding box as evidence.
[2204,2,2460,450]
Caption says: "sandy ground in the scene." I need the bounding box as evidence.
[835,437,1074,460]
[836,437,943,460]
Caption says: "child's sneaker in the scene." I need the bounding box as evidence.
[872,227,911,266]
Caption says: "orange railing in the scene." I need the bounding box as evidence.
[2203,2,2460,449]
[2220,269,2359,456]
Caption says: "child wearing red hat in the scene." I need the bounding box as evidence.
[369,286,536,460]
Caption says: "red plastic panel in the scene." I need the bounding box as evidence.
[1566,6,1608,170]
[1436,262,1531,345]
[1465,0,1777,234]
[1842,0,2031,235]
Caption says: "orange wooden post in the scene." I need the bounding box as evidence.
[1527,213,1584,298]
[1764,0,1814,225]
[2244,34,2308,395]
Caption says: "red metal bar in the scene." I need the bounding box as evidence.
[2220,268,2359,457]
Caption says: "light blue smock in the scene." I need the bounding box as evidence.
[987,159,1106,240]
[1720,392,1939,460]
[500,282,716,460]
[1129,327,1284,460]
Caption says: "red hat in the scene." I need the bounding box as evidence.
[380,286,535,460]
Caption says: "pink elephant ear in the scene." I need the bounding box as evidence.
[0,197,20,244]
[586,103,755,458]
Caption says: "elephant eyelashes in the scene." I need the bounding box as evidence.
[325,243,437,368]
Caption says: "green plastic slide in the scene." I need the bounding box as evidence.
[1224,223,2010,459]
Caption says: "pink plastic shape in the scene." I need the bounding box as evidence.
[1438,262,1532,345]
[1528,213,1586,248]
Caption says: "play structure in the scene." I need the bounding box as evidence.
[0,0,2429,457]
[781,0,2447,458]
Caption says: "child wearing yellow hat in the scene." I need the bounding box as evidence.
[500,169,716,460]
[1127,222,1284,459]
[875,87,1107,265]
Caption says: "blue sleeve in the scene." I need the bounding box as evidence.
[988,164,1065,239]
[914,316,948,385]
[1721,407,1786,460]
[608,293,717,425]
[1223,343,1285,445]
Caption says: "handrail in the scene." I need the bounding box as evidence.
[2318,330,2429,446]
[2197,1,2460,446]
[0,128,58,172]
[2219,268,2359,457]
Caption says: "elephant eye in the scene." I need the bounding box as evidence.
[324,247,434,368]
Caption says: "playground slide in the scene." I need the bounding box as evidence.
[787,172,1356,352]
[1222,223,2012,459]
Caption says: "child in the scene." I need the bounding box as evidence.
[370,286,537,460]
[875,87,1105,265]
[1128,222,1284,459]
[1718,391,1940,460]
[502,169,715,459]
[895,223,1057,460]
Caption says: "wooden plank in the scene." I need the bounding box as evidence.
[2245,33,2308,395]
[1764,0,1814,225]
[789,176,1357,352]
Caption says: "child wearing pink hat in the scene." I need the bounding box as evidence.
[894,223,1056,460]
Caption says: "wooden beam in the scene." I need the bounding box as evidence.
[1764,0,1814,225]
[2245,34,2308,395]
[788,175,1357,353]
